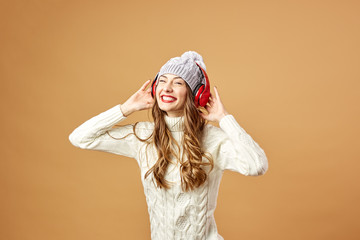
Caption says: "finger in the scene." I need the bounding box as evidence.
[208,98,214,106]
[210,95,216,103]
[208,93,213,101]
[205,103,211,111]
[214,86,220,99]
[140,79,151,91]
[209,95,215,102]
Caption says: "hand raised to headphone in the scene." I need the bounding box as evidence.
[120,79,155,117]
[199,86,229,122]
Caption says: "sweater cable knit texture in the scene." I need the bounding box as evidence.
[68,104,268,240]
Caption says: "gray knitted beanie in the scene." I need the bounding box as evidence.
[157,51,206,95]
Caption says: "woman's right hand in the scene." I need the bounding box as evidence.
[120,79,155,117]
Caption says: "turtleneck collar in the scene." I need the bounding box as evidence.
[164,114,185,132]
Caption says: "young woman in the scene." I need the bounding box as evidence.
[69,51,268,240]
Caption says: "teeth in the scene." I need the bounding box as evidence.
[162,96,176,101]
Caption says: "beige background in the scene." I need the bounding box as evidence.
[1,0,359,239]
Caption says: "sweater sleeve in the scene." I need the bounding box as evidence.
[217,114,268,176]
[68,104,142,159]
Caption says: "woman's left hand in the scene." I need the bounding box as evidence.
[199,86,229,123]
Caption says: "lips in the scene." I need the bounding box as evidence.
[161,95,177,103]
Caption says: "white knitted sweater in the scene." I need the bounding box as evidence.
[69,104,268,240]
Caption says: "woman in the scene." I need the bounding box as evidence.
[69,51,268,240]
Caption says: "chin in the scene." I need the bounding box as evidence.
[159,106,172,112]
[159,105,178,113]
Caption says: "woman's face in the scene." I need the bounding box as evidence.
[156,73,188,117]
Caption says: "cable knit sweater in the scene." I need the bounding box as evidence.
[68,104,268,240]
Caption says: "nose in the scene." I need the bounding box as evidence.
[163,82,173,92]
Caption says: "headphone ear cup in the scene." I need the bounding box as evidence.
[198,84,210,107]
[151,80,156,98]
[151,73,159,98]
[194,84,204,107]
[194,63,210,107]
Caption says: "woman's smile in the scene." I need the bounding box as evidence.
[161,95,177,103]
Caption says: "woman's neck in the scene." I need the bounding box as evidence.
[164,114,185,132]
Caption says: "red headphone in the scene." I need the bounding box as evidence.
[150,62,210,108]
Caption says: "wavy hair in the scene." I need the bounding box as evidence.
[108,83,214,192]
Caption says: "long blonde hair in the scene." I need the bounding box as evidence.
[108,84,214,192]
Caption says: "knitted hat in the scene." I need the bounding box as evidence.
[157,51,206,95]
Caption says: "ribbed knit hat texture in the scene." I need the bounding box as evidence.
[158,51,206,95]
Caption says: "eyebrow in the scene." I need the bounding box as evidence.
[159,76,183,80]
